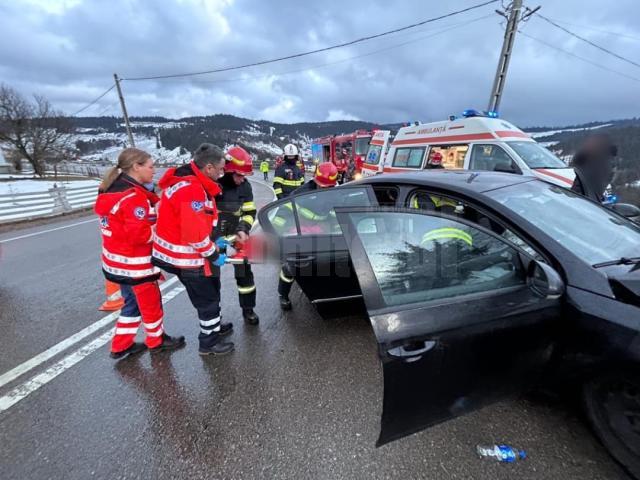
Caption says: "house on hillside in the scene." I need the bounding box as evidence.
[0,150,13,174]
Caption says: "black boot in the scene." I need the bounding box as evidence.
[110,342,147,359]
[219,322,234,336]
[279,296,292,310]
[199,340,235,356]
[149,334,186,354]
[243,309,259,325]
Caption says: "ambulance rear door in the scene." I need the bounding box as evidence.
[362,130,390,177]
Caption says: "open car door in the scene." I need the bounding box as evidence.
[257,185,377,303]
[334,207,563,445]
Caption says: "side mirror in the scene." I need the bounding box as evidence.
[610,202,640,219]
[494,162,519,174]
[527,260,565,299]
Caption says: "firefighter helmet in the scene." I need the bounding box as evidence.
[283,144,299,157]
[224,146,254,176]
[314,162,338,187]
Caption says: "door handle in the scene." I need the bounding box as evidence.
[286,255,316,264]
[388,340,437,363]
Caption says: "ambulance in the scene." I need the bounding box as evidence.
[360,110,576,189]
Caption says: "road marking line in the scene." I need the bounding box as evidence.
[248,177,277,201]
[0,276,179,389]
[0,284,186,413]
[0,218,97,243]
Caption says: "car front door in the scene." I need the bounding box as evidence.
[335,207,563,445]
[257,185,377,303]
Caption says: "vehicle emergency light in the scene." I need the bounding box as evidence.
[462,109,483,118]
[487,110,499,118]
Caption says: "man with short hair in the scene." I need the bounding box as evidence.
[152,143,234,356]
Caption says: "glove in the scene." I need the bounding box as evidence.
[215,237,229,249]
[211,253,227,267]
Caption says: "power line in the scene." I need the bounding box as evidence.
[69,84,116,116]
[540,17,640,43]
[175,14,494,85]
[536,14,640,70]
[122,0,498,81]
[519,30,640,83]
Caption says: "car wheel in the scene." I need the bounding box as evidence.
[583,373,640,479]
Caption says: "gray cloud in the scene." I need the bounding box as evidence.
[1,0,639,126]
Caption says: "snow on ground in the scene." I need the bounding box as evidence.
[528,123,612,139]
[0,179,100,195]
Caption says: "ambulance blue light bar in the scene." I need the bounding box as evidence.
[462,109,500,118]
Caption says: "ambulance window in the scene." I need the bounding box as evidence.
[365,144,383,165]
[470,144,519,173]
[431,145,469,169]
[393,147,426,168]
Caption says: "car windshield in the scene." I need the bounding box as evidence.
[355,137,371,156]
[507,141,567,169]
[489,181,640,265]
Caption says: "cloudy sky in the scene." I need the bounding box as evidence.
[1,0,638,127]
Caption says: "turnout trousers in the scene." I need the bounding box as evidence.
[277,262,295,299]
[112,282,164,353]
[234,262,256,310]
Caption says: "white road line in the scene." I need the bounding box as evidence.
[0,276,179,389]
[0,218,97,243]
[248,177,277,201]
[0,284,186,413]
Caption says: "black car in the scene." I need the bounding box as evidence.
[258,170,640,476]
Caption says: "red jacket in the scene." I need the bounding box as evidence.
[152,162,221,270]
[94,174,160,284]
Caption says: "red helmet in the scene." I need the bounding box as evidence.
[225,146,253,175]
[314,162,338,187]
[429,151,443,166]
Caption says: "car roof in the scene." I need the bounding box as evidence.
[353,170,537,193]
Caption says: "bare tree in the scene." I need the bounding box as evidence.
[0,84,74,177]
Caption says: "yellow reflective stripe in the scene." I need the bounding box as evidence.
[421,228,472,246]
[280,270,295,283]
[274,188,283,195]
[238,285,256,294]
[273,176,284,184]
[297,207,317,220]
[282,179,303,186]
[241,215,255,225]
[272,216,286,227]
[242,202,256,211]
[431,195,458,208]
[411,197,419,209]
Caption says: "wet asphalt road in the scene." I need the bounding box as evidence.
[0,178,629,479]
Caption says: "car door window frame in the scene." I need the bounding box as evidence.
[336,206,540,315]
[258,185,378,237]
[406,188,548,263]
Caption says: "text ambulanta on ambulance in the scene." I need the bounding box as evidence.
[361,110,576,188]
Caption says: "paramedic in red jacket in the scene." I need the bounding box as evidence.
[152,143,234,356]
[95,148,185,359]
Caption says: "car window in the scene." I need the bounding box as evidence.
[507,141,567,169]
[408,190,543,261]
[267,201,297,236]
[470,144,518,172]
[349,211,526,307]
[393,147,425,168]
[365,144,382,165]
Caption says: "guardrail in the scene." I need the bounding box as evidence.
[0,184,98,224]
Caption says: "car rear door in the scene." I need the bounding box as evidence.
[335,207,562,445]
[257,185,377,303]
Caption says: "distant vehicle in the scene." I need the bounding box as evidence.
[311,129,374,182]
[361,110,576,189]
[259,170,640,477]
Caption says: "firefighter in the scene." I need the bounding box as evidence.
[95,147,184,359]
[152,143,234,356]
[278,162,338,310]
[217,146,260,325]
[273,144,304,199]
[260,159,270,180]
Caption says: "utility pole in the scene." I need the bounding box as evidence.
[487,0,524,113]
[113,73,135,147]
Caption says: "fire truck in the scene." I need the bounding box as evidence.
[310,129,374,182]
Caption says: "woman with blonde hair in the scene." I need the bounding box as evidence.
[94,148,184,359]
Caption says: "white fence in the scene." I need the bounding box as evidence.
[0,184,98,224]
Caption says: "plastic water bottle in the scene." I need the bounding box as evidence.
[476,444,526,463]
